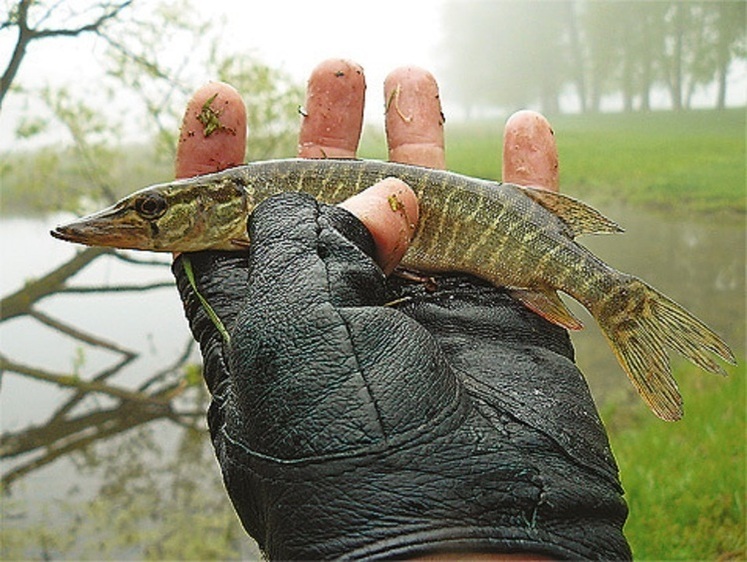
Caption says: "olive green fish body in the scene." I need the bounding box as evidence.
[51,158,736,420]
[236,161,609,290]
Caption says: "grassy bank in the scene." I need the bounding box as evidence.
[2,108,744,216]
[390,108,745,215]
[608,360,746,560]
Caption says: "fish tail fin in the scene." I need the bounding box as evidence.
[593,276,735,421]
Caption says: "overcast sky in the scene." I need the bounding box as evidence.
[0,0,446,150]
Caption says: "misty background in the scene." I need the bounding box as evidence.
[1,0,745,152]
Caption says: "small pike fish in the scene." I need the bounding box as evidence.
[51,158,735,420]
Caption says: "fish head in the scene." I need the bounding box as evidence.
[51,174,249,252]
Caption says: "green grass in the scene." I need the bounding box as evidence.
[398,108,746,215]
[607,360,746,560]
[557,109,745,214]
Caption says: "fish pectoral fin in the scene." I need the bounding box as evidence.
[515,185,623,237]
[508,287,584,331]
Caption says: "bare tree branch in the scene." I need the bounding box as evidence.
[0,354,172,407]
[138,338,195,394]
[34,0,66,29]
[1,400,160,459]
[29,308,137,355]
[59,281,175,294]
[0,0,134,111]
[0,247,173,323]
[97,31,175,85]
[0,247,110,322]
[1,400,172,488]
[49,350,137,421]
[32,1,134,40]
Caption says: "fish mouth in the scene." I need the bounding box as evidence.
[50,221,95,245]
[50,216,146,249]
[50,223,120,247]
[50,225,85,243]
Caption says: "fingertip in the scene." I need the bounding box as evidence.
[384,66,446,169]
[298,58,365,159]
[502,110,559,192]
[176,82,247,179]
[338,178,419,274]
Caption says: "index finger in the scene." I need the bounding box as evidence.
[175,82,247,179]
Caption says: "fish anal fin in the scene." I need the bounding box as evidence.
[516,185,623,237]
[509,287,584,331]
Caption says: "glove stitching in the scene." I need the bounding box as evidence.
[339,314,389,441]
[217,377,469,466]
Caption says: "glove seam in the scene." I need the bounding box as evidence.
[316,199,389,443]
[217,379,468,466]
[461,370,622,488]
[339,314,389,441]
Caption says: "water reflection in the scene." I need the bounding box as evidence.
[0,217,261,560]
[1,205,743,560]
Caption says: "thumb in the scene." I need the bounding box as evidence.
[338,177,419,274]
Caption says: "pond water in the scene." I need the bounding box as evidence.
[1,215,261,560]
[0,205,744,559]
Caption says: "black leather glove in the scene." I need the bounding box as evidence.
[172,192,631,561]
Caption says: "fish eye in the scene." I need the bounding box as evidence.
[134,194,167,220]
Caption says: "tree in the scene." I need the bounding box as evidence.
[441,0,746,114]
[565,1,588,112]
[715,2,746,109]
[440,0,571,116]
[0,0,133,111]
[692,1,746,110]
[583,1,627,112]
[582,1,669,112]
[585,1,745,112]
[659,2,745,111]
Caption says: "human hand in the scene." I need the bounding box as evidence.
[171,59,631,561]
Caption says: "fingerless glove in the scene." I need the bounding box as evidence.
[172,193,631,561]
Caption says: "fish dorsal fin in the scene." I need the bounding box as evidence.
[516,185,623,237]
[508,287,584,331]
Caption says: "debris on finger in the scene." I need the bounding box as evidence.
[384,66,446,169]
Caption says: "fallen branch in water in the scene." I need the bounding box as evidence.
[0,354,173,407]
[0,248,202,491]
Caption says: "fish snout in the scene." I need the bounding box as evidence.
[50,215,147,250]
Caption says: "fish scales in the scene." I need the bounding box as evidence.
[51,158,736,420]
